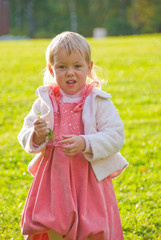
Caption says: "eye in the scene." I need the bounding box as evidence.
[58,65,65,69]
[75,65,81,68]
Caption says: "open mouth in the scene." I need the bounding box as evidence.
[66,80,76,85]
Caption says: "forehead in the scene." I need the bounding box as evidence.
[54,48,85,62]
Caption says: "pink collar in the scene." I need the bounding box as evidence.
[49,82,98,112]
[60,86,85,99]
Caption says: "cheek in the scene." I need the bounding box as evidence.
[78,71,87,80]
[55,72,64,81]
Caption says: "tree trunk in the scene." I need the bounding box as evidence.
[27,0,34,38]
[68,0,77,32]
[131,0,137,25]
[15,0,22,29]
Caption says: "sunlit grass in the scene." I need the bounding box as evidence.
[0,34,161,239]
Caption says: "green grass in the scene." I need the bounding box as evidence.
[0,34,161,239]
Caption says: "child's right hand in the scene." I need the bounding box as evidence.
[33,119,50,145]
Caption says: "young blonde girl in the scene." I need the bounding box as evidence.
[18,31,128,240]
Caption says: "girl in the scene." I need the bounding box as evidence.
[18,31,128,240]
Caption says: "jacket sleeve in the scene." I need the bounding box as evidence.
[17,98,47,154]
[83,97,125,161]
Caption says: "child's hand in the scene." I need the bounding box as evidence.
[60,135,86,157]
[33,119,50,145]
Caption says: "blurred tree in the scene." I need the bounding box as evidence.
[119,0,126,19]
[68,0,77,32]
[103,0,134,36]
[11,0,28,35]
[131,0,137,28]
[128,0,160,33]
[153,0,161,32]
[27,0,34,38]
[9,0,161,37]
[15,0,22,30]
[76,0,91,36]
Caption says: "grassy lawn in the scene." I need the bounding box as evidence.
[0,34,161,239]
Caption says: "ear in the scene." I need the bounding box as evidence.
[87,61,93,75]
[48,64,54,77]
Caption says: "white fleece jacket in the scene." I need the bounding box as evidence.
[18,86,128,181]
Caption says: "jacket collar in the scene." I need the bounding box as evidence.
[36,85,112,102]
[92,87,112,99]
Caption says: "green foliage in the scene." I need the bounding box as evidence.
[104,17,134,36]
[10,0,161,37]
[0,34,161,239]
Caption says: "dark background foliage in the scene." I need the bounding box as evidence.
[8,0,161,38]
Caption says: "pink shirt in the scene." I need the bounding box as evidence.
[59,87,91,153]
[33,86,91,152]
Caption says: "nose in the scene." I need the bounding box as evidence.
[66,67,74,76]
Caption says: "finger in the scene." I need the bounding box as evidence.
[39,127,49,133]
[62,143,74,151]
[33,118,43,124]
[62,134,74,139]
[60,135,76,144]
[64,151,77,157]
[60,139,73,145]
[34,125,47,132]
[34,121,47,128]
[33,119,46,126]
[35,127,49,136]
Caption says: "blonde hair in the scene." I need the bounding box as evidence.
[43,31,101,86]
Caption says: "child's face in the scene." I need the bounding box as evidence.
[50,48,93,95]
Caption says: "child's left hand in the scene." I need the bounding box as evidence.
[60,135,86,156]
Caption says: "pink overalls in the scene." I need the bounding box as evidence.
[21,85,124,240]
